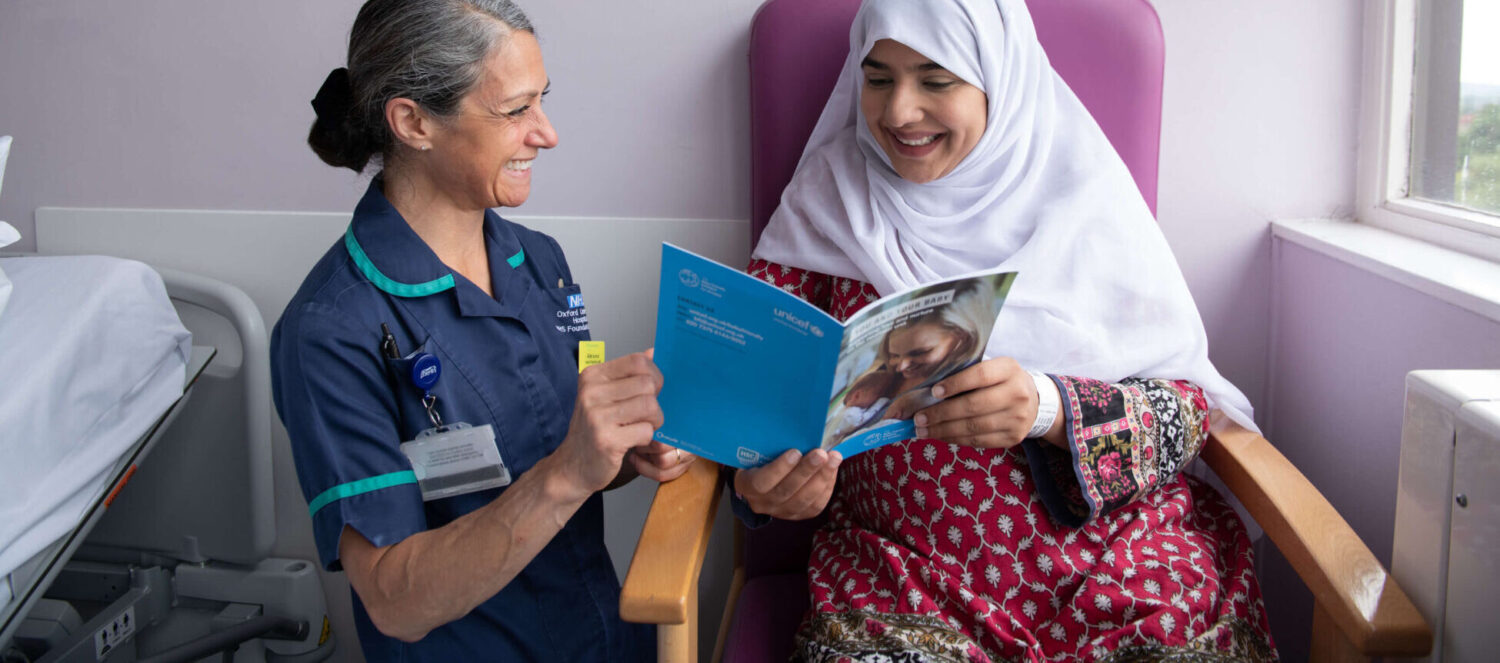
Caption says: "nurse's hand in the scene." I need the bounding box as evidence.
[912,356,1065,449]
[733,448,841,520]
[558,352,665,495]
[629,441,697,482]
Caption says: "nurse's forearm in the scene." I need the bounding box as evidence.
[347,453,594,643]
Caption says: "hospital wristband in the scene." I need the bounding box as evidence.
[1026,370,1060,439]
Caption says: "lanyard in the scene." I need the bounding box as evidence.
[380,323,513,499]
[382,323,445,428]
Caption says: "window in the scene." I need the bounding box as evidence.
[1359,0,1500,261]
[1410,1,1500,214]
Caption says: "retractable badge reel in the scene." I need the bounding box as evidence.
[396,349,512,501]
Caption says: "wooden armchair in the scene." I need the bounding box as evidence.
[620,421,1431,662]
[621,0,1431,661]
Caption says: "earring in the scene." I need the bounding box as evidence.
[420,145,432,152]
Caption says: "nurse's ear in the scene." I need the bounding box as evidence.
[385,97,439,153]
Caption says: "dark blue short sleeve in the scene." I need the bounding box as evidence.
[272,303,427,571]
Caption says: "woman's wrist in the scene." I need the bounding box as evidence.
[1026,370,1060,439]
[1040,408,1067,448]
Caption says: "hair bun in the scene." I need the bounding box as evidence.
[311,67,353,121]
[308,67,375,172]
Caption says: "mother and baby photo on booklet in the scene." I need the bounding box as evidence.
[650,243,1016,469]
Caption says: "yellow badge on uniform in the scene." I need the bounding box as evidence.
[578,341,605,373]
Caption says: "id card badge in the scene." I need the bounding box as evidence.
[399,423,512,501]
[578,340,605,373]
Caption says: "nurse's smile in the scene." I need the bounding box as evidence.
[504,158,533,176]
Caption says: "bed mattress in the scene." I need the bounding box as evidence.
[0,255,190,580]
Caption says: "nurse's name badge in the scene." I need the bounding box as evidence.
[398,351,511,500]
[400,423,511,501]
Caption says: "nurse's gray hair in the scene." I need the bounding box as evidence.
[308,0,534,173]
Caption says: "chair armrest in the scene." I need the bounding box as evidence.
[1201,420,1431,656]
[620,460,724,624]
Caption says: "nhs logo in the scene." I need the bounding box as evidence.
[567,293,584,309]
[736,447,762,466]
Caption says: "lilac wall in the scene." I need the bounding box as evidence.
[1154,0,1364,429]
[1260,239,1500,660]
[0,2,367,234]
[0,0,763,251]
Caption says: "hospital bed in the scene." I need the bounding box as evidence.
[0,254,334,662]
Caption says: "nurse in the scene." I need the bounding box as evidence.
[270,1,692,660]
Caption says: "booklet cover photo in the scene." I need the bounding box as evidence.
[651,244,1016,469]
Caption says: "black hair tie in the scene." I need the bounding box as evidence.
[311,67,352,120]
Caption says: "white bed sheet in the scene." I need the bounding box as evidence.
[0,255,190,580]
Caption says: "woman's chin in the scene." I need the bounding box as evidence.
[889,161,943,184]
[490,184,532,208]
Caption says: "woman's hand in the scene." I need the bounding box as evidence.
[555,352,664,496]
[733,449,841,520]
[629,441,697,483]
[912,357,1064,449]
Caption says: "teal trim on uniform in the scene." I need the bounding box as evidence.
[506,248,525,269]
[344,226,455,297]
[308,470,419,517]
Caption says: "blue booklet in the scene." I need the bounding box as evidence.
[651,244,1016,469]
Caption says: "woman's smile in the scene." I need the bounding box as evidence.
[887,129,946,157]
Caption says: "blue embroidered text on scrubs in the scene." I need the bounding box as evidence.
[271,179,650,662]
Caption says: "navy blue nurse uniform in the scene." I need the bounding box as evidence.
[270,178,651,662]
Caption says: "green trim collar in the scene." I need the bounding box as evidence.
[506,248,525,269]
[345,226,455,298]
[308,470,418,517]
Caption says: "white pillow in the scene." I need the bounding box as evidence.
[0,135,11,200]
[0,222,18,321]
[1,136,13,320]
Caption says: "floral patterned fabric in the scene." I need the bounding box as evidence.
[746,259,1276,663]
[1023,376,1212,529]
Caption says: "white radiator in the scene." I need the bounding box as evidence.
[1392,370,1500,663]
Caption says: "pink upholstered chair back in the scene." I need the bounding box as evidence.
[748,0,1164,246]
[742,0,1165,579]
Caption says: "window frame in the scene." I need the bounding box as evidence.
[1357,0,1500,263]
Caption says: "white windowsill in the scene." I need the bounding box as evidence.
[1272,218,1500,324]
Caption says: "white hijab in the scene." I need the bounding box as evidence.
[753,0,1255,430]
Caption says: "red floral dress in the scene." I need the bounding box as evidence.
[746,260,1277,663]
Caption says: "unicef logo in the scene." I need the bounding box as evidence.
[678,269,700,287]
[809,324,824,338]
